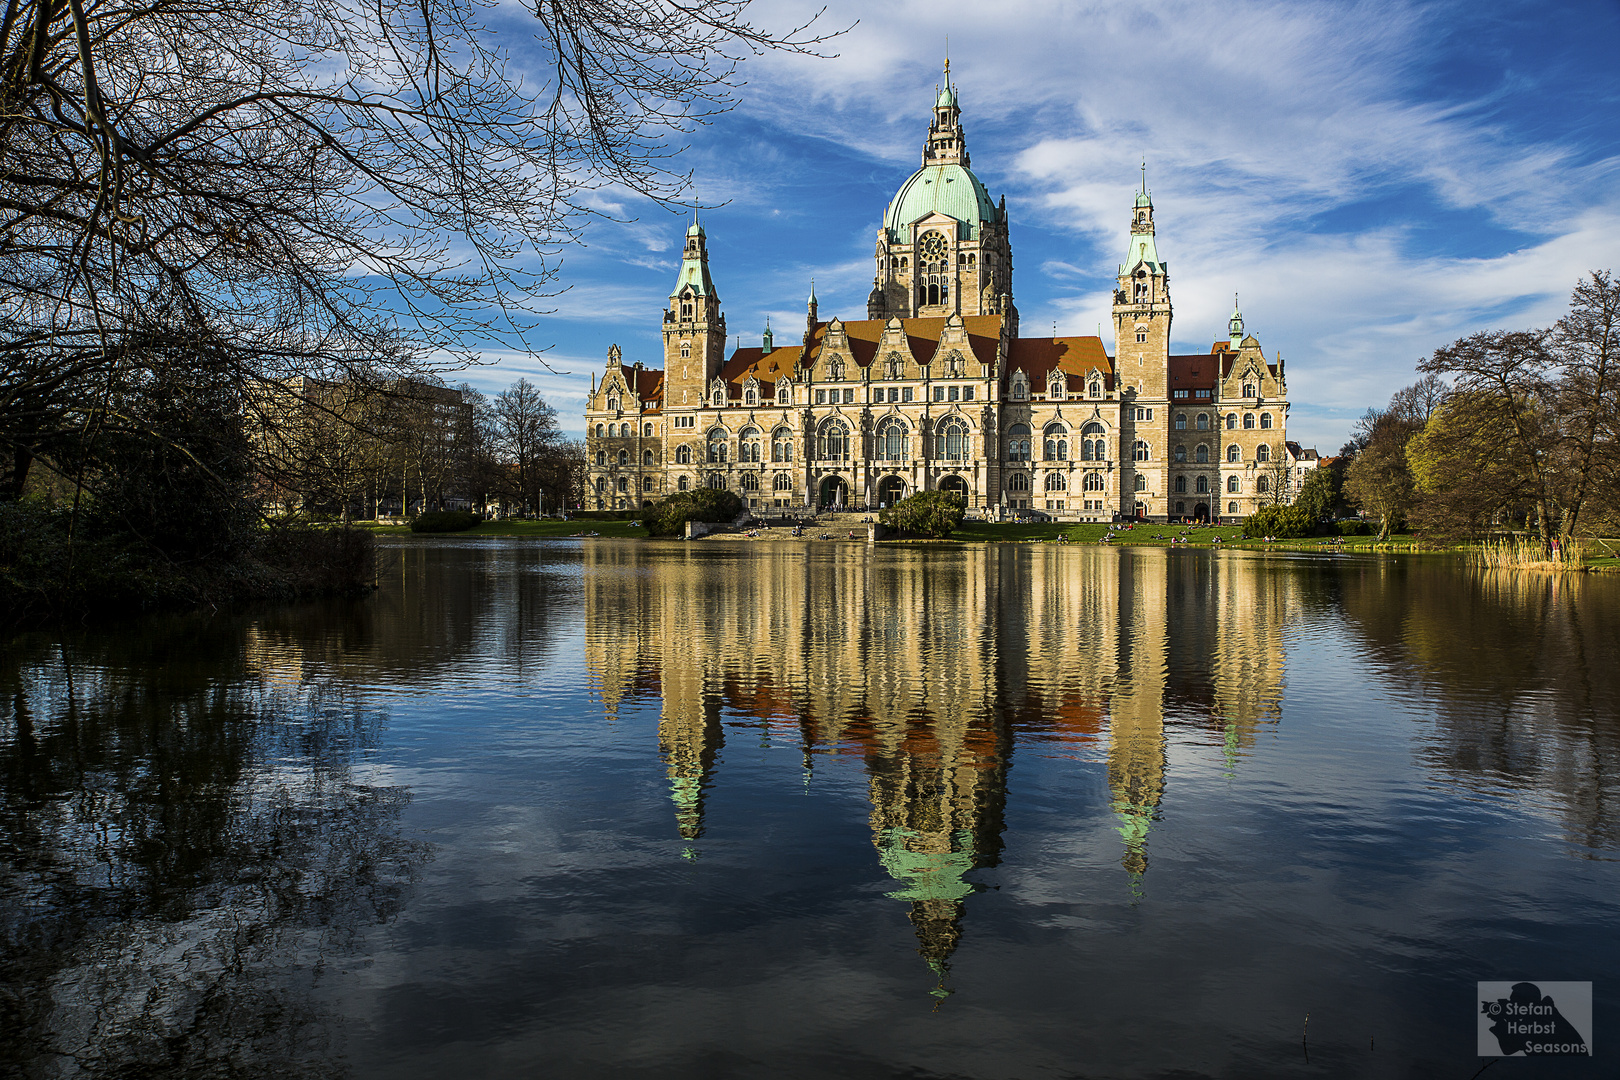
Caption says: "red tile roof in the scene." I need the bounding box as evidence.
[1006,335,1113,389]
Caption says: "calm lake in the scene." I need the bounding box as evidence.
[3,540,1618,1078]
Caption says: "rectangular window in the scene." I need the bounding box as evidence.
[1173,390,1189,399]
[963,387,975,401]
[815,389,826,404]
[1196,389,1211,398]
[902,387,914,402]
[949,386,960,402]
[843,389,854,404]
[1134,407,1154,421]
[934,387,946,402]
[886,388,898,402]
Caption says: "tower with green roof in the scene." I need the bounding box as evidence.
[662,219,727,410]
[868,60,1014,323]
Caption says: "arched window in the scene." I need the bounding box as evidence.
[771,427,794,462]
[675,444,692,465]
[1175,413,1187,430]
[1007,472,1030,492]
[777,381,791,404]
[1089,379,1102,399]
[617,476,628,493]
[773,472,793,491]
[739,427,761,462]
[707,432,728,463]
[607,397,619,412]
[644,450,655,466]
[595,450,606,466]
[1196,413,1209,430]
[618,449,629,466]
[1257,444,1271,462]
[1243,413,1256,429]
[1045,472,1067,492]
[1010,374,1028,401]
[595,477,606,492]
[1083,472,1104,492]
[1049,377,1065,400]
[595,424,604,438]
[1174,476,1187,493]
[879,418,911,460]
[817,419,849,461]
[1196,475,1209,494]
[1081,422,1106,461]
[1195,444,1209,463]
[1134,474,1147,492]
[744,388,757,406]
[1257,475,1270,493]
[1225,413,1237,430]
[678,475,689,491]
[1227,444,1241,462]
[708,474,726,490]
[1227,475,1240,492]
[1242,382,1256,397]
[741,473,759,491]
[1174,444,1187,462]
[1229,501,1239,514]
[937,418,967,461]
[1044,423,1068,461]
[1261,413,1274,429]
[1133,440,1150,461]
[1006,424,1031,461]
[712,389,725,407]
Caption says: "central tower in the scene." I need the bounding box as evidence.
[868,61,1014,322]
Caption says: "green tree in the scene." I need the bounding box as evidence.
[1344,413,1421,539]
[1294,468,1338,523]
[879,490,966,538]
[1549,271,1620,538]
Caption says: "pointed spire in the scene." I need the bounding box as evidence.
[1229,294,1245,348]
[762,315,773,353]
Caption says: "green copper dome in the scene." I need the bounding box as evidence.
[883,163,998,240]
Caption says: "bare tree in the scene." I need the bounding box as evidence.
[0,0,838,500]
[493,378,559,514]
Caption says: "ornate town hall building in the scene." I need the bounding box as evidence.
[586,66,1295,522]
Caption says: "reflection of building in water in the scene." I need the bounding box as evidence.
[582,545,1292,979]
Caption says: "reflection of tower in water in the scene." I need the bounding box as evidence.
[580,544,1292,983]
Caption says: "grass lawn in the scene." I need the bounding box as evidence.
[357,519,648,539]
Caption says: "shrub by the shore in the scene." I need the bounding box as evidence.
[1245,504,1316,539]
[644,489,742,537]
[1,500,374,628]
[410,510,481,533]
[880,491,966,539]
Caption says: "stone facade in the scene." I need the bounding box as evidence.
[586,65,1299,523]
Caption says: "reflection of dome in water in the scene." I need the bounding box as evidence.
[877,825,981,999]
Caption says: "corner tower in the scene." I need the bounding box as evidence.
[663,220,727,409]
[870,61,1013,322]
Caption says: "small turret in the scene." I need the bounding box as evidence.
[1228,295,1244,350]
[762,316,773,353]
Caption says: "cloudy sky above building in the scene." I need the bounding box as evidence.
[454,0,1620,455]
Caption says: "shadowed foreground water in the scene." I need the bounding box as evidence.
[3,540,1618,1078]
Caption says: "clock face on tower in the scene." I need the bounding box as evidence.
[918,232,947,260]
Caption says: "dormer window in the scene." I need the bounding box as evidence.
[1243,382,1256,397]
[607,397,619,412]
[776,382,791,404]
[1049,378,1065,400]
[744,389,756,406]
[712,390,725,407]
[1089,379,1102,400]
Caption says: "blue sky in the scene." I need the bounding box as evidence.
[448,0,1620,454]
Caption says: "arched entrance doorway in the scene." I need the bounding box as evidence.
[938,474,968,501]
[1193,502,1210,523]
[877,475,907,507]
[819,476,848,509]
